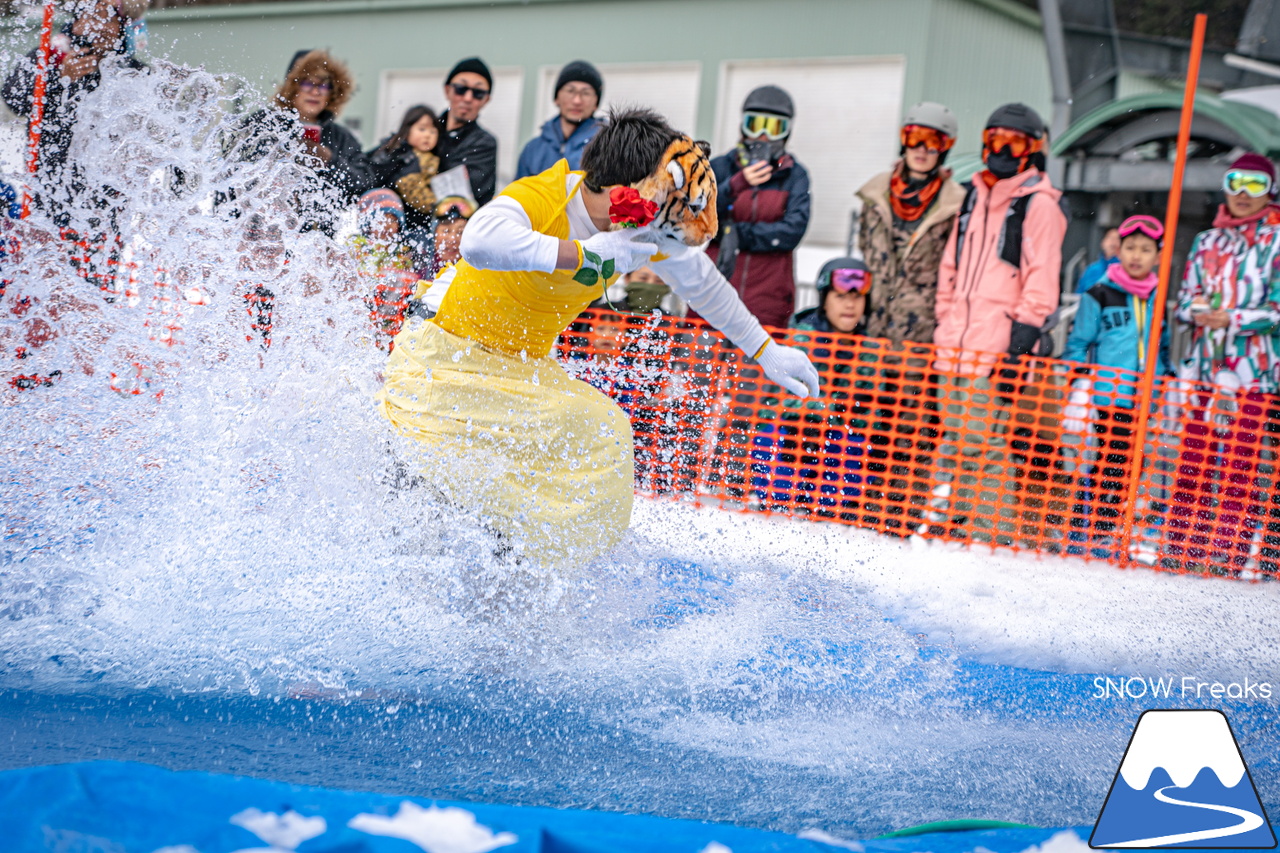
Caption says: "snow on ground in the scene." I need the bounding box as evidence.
[632,499,1280,680]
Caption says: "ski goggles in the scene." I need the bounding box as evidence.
[830,267,872,294]
[1222,169,1273,198]
[1118,214,1164,244]
[742,112,791,140]
[982,127,1043,159]
[434,195,476,221]
[900,124,955,153]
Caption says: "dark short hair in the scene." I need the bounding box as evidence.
[580,107,681,192]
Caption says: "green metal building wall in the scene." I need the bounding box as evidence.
[111,0,1050,157]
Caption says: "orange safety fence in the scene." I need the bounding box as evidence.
[8,232,1277,581]
[560,309,1280,581]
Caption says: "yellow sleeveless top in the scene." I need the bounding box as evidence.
[432,159,618,358]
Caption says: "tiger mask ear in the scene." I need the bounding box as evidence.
[633,136,717,247]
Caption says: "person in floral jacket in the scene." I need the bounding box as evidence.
[1175,153,1280,393]
[1167,153,1280,576]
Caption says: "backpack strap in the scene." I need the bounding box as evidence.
[953,182,978,267]
[998,194,1033,268]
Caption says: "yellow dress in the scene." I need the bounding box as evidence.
[378,160,632,563]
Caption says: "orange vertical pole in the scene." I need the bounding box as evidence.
[1119,13,1207,563]
[21,1,57,218]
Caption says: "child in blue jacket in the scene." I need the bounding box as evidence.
[1061,214,1171,555]
[1063,214,1170,399]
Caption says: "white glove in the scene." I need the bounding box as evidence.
[756,340,821,398]
[574,229,659,286]
[1061,377,1094,434]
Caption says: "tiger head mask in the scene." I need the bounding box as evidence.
[632,136,717,247]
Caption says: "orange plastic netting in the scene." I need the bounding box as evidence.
[560,309,1280,580]
[7,232,1276,580]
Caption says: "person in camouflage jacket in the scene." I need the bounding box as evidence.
[856,170,963,343]
[855,102,964,344]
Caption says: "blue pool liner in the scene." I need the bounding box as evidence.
[0,760,1089,853]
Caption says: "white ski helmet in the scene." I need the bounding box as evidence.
[902,101,958,139]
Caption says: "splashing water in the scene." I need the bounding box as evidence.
[0,58,1277,840]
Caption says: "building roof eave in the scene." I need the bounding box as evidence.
[146,0,596,22]
[961,0,1040,30]
[145,0,1045,26]
[1052,92,1280,158]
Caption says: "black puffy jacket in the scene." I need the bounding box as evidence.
[367,138,433,231]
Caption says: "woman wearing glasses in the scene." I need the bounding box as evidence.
[228,50,372,236]
[855,102,964,345]
[277,50,372,213]
[705,85,811,330]
[917,103,1066,537]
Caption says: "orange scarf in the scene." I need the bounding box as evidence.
[890,164,947,222]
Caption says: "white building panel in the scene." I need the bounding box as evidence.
[535,61,701,137]
[715,56,906,250]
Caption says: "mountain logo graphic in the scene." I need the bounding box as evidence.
[1091,709,1276,849]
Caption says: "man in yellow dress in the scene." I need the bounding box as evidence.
[380,108,819,563]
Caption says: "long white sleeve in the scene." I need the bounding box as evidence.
[459,197,561,273]
[649,248,770,357]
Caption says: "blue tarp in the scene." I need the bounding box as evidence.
[0,761,1088,853]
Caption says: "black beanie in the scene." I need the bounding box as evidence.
[554,60,603,101]
[446,57,493,90]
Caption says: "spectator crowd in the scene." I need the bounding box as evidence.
[4,0,1279,575]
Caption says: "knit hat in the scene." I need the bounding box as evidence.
[1228,152,1277,196]
[555,60,603,101]
[445,57,492,90]
[358,189,404,231]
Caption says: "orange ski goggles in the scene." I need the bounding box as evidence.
[982,127,1043,159]
[900,124,955,153]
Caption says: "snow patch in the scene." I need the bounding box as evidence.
[796,828,864,850]
[230,808,325,850]
[633,501,1280,678]
[1014,830,1091,853]
[349,802,518,853]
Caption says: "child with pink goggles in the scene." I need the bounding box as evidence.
[1117,214,1164,247]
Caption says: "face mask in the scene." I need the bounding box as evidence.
[985,149,1021,179]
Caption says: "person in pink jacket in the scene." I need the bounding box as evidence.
[934,103,1067,375]
[916,103,1066,536]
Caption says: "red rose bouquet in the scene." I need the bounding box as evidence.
[608,186,659,228]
